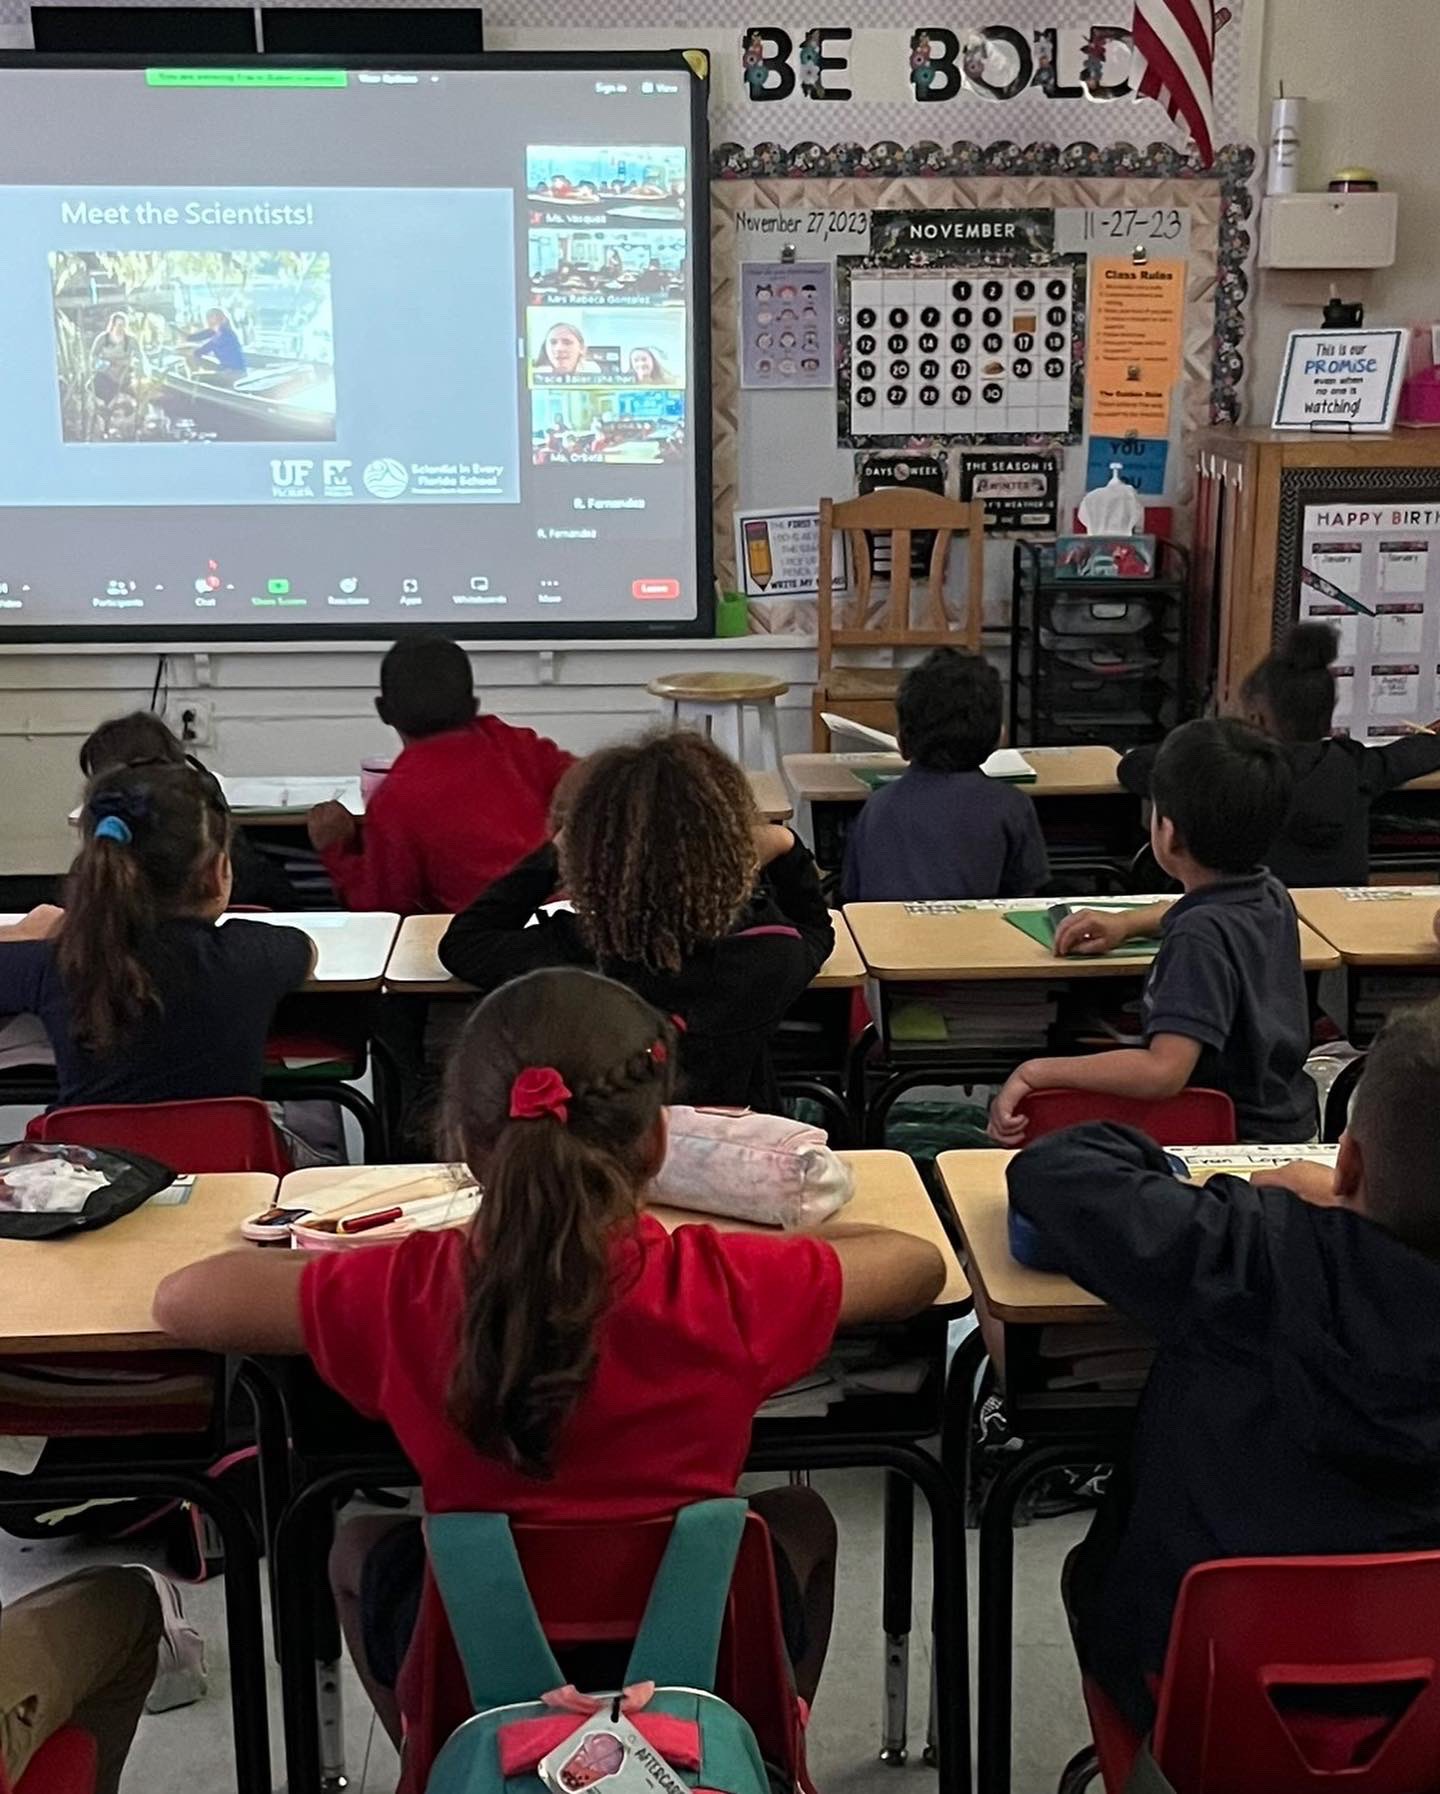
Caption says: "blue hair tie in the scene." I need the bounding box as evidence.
[94,815,133,845]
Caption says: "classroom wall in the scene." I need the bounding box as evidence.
[9,0,1438,870]
[1248,0,1440,414]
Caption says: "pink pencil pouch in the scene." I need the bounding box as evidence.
[654,1107,853,1229]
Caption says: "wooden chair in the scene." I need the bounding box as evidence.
[813,489,986,750]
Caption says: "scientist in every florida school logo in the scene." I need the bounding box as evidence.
[364,458,410,498]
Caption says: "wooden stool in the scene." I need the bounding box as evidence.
[648,671,789,769]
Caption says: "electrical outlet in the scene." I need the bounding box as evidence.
[165,699,214,748]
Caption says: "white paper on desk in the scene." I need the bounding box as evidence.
[1338,885,1439,901]
[221,775,365,814]
[0,1437,45,1476]
[821,713,899,752]
[981,749,1036,780]
[1170,1145,1338,1174]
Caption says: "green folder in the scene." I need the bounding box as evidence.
[1004,904,1159,959]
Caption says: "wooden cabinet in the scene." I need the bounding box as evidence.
[1193,427,1440,710]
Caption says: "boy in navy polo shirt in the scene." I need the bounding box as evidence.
[841,647,1049,901]
[990,717,1316,1145]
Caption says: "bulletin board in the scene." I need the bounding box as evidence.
[710,145,1260,627]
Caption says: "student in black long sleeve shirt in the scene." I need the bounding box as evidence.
[1009,1001,1440,1732]
[1120,621,1440,888]
[440,732,833,1111]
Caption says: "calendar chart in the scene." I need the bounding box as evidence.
[845,266,1076,442]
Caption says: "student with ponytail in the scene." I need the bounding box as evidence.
[1120,621,1440,887]
[154,966,946,1749]
[0,760,314,1104]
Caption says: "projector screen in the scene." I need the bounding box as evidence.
[0,53,711,641]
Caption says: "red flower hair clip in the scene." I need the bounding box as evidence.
[509,1066,572,1124]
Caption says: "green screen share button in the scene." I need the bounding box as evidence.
[147,68,348,88]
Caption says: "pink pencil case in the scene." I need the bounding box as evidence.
[655,1107,853,1229]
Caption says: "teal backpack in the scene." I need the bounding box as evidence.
[425,1499,778,1794]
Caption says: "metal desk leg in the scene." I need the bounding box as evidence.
[976,1445,1087,1794]
[748,1438,970,1794]
[881,1471,914,1763]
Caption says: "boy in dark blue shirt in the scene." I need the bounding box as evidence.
[990,718,1316,1145]
[841,648,1049,901]
[1009,1003,1440,1731]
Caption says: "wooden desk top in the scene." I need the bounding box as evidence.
[283,1149,968,1308]
[0,1174,275,1354]
[228,770,791,825]
[844,900,1341,981]
[1291,886,1440,967]
[936,1149,1104,1324]
[223,911,400,991]
[383,910,867,996]
[748,770,794,822]
[783,745,1124,804]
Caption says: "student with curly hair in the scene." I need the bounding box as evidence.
[438,730,834,1109]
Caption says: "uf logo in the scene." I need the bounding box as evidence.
[271,459,314,488]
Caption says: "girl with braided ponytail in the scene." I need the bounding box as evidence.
[155,965,945,1753]
[0,759,313,1105]
[438,729,835,1110]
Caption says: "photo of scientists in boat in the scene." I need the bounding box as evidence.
[532,387,685,466]
[49,248,335,443]
[526,145,686,225]
[528,230,685,306]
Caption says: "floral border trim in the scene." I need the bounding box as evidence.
[711,140,1257,424]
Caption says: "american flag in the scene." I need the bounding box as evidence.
[1131,0,1217,167]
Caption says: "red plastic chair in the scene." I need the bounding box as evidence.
[1082,1552,1440,1793]
[26,1096,293,1176]
[396,1512,811,1794]
[0,1726,97,1794]
[1018,1087,1236,1147]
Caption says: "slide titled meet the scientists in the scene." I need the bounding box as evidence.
[7,184,519,506]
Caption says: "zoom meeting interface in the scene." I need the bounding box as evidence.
[0,62,701,633]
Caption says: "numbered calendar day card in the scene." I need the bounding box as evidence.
[837,208,1086,448]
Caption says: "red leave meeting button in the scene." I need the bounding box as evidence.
[633,577,681,600]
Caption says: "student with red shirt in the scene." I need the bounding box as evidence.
[307,634,574,914]
[153,967,945,1759]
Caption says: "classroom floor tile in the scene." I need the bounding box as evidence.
[0,1469,1094,1793]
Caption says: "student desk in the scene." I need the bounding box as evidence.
[936,1149,1138,1794]
[250,1152,972,1794]
[0,1174,278,1793]
[843,900,1341,1141]
[1291,885,1440,1071]
[382,909,867,995]
[783,745,1133,873]
[383,911,866,1139]
[225,909,400,992]
[224,769,794,826]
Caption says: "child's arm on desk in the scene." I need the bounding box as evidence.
[154,1250,308,1354]
[1054,903,1169,956]
[1007,1123,1268,1341]
[989,1034,1202,1145]
[439,842,585,991]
